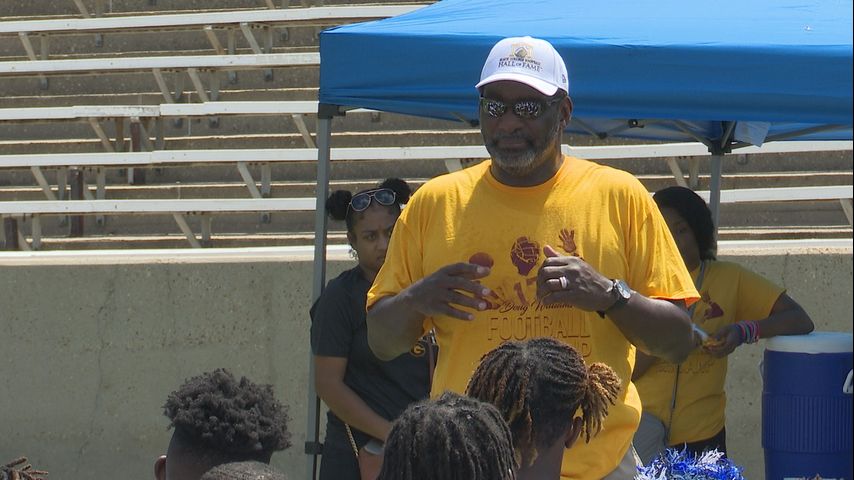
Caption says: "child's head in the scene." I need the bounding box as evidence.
[155,369,291,480]
[466,338,621,467]
[379,391,517,480]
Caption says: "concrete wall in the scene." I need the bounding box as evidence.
[1,247,851,479]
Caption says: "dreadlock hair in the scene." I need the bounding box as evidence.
[2,457,48,480]
[653,186,717,260]
[378,391,517,480]
[466,338,621,467]
[325,178,412,233]
[163,369,291,466]
[200,461,287,480]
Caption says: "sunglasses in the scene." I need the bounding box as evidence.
[479,94,564,119]
[349,188,397,212]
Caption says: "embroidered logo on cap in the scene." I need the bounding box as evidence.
[497,42,543,73]
[511,43,533,59]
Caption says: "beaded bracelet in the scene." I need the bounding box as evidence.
[736,322,748,344]
[748,321,758,343]
[736,320,760,344]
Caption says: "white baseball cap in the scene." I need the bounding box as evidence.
[476,36,569,96]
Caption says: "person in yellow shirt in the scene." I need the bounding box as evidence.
[633,186,814,462]
[365,36,699,480]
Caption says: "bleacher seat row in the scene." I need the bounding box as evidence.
[1,2,851,252]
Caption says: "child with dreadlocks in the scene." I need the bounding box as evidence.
[377,391,518,480]
[2,457,48,480]
[466,338,622,480]
[154,368,291,480]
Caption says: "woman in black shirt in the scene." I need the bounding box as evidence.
[310,178,433,480]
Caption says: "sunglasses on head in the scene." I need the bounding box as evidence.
[479,94,565,119]
[349,188,397,212]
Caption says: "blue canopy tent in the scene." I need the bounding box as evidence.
[305,0,852,477]
[319,0,852,144]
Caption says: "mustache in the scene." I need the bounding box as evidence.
[491,133,531,144]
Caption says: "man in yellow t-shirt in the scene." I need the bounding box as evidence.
[365,36,699,480]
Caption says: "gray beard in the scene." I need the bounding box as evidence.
[486,120,561,177]
[487,146,539,176]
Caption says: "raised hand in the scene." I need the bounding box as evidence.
[536,245,612,311]
[703,324,742,358]
[406,262,492,320]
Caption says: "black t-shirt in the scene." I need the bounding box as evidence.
[310,266,433,446]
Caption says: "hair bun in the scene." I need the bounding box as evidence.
[325,190,352,221]
[378,178,412,204]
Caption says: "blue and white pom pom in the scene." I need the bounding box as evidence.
[636,449,744,480]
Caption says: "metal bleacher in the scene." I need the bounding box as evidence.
[1,1,852,251]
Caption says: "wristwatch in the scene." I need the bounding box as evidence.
[597,279,632,318]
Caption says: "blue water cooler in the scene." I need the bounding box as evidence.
[762,332,853,480]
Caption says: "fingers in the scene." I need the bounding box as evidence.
[440,262,491,280]
[703,330,739,357]
[543,244,560,258]
[411,262,492,320]
[536,257,591,301]
[541,256,571,268]
[704,344,729,358]
[432,262,492,299]
[422,290,487,322]
[706,345,734,358]
[537,268,578,305]
[536,269,567,300]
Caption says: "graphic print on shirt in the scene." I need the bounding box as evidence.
[559,228,578,256]
[469,230,591,357]
[510,236,540,275]
[699,291,724,321]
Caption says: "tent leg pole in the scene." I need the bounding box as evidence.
[709,154,723,234]
[306,115,333,480]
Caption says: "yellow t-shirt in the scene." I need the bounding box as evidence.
[367,157,697,480]
[634,260,784,445]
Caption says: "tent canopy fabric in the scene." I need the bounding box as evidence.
[318,0,853,147]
